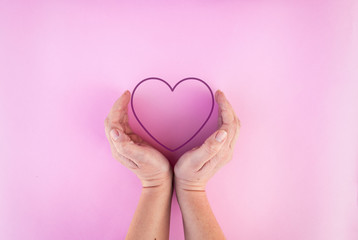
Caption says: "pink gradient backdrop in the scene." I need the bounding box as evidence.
[1,1,358,239]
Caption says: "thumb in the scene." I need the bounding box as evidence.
[190,129,227,164]
[110,128,141,162]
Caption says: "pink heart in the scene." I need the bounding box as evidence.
[131,77,214,152]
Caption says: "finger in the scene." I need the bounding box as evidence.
[105,91,145,144]
[105,114,144,145]
[117,154,139,169]
[215,90,236,126]
[217,91,240,150]
[109,127,149,165]
[229,118,240,151]
[218,112,223,127]
[215,90,239,146]
[189,129,228,171]
[105,117,125,142]
[107,135,139,169]
[109,90,131,126]
[110,90,130,114]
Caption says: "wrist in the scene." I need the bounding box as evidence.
[142,172,173,193]
[141,168,173,188]
[174,176,206,192]
[175,186,208,209]
[174,178,208,203]
[141,183,173,202]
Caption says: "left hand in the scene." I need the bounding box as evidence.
[174,90,240,191]
[104,90,172,188]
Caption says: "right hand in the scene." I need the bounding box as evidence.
[174,90,240,191]
[104,90,172,188]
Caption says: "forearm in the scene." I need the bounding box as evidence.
[176,188,225,240]
[126,181,173,240]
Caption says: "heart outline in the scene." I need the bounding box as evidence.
[131,77,214,152]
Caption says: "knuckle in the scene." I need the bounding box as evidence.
[203,143,218,154]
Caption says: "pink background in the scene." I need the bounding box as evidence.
[1,1,358,239]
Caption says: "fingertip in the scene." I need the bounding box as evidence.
[215,90,226,104]
[122,90,131,101]
[114,90,130,110]
[111,91,130,111]
[215,90,222,100]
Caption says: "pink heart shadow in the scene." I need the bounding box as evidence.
[130,77,215,156]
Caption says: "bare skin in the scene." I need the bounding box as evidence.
[175,90,240,239]
[104,90,240,240]
[104,91,173,240]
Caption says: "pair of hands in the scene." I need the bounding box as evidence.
[104,90,240,191]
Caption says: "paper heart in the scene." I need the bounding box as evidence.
[131,77,214,151]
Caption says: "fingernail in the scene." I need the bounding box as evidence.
[110,129,119,141]
[215,130,227,142]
